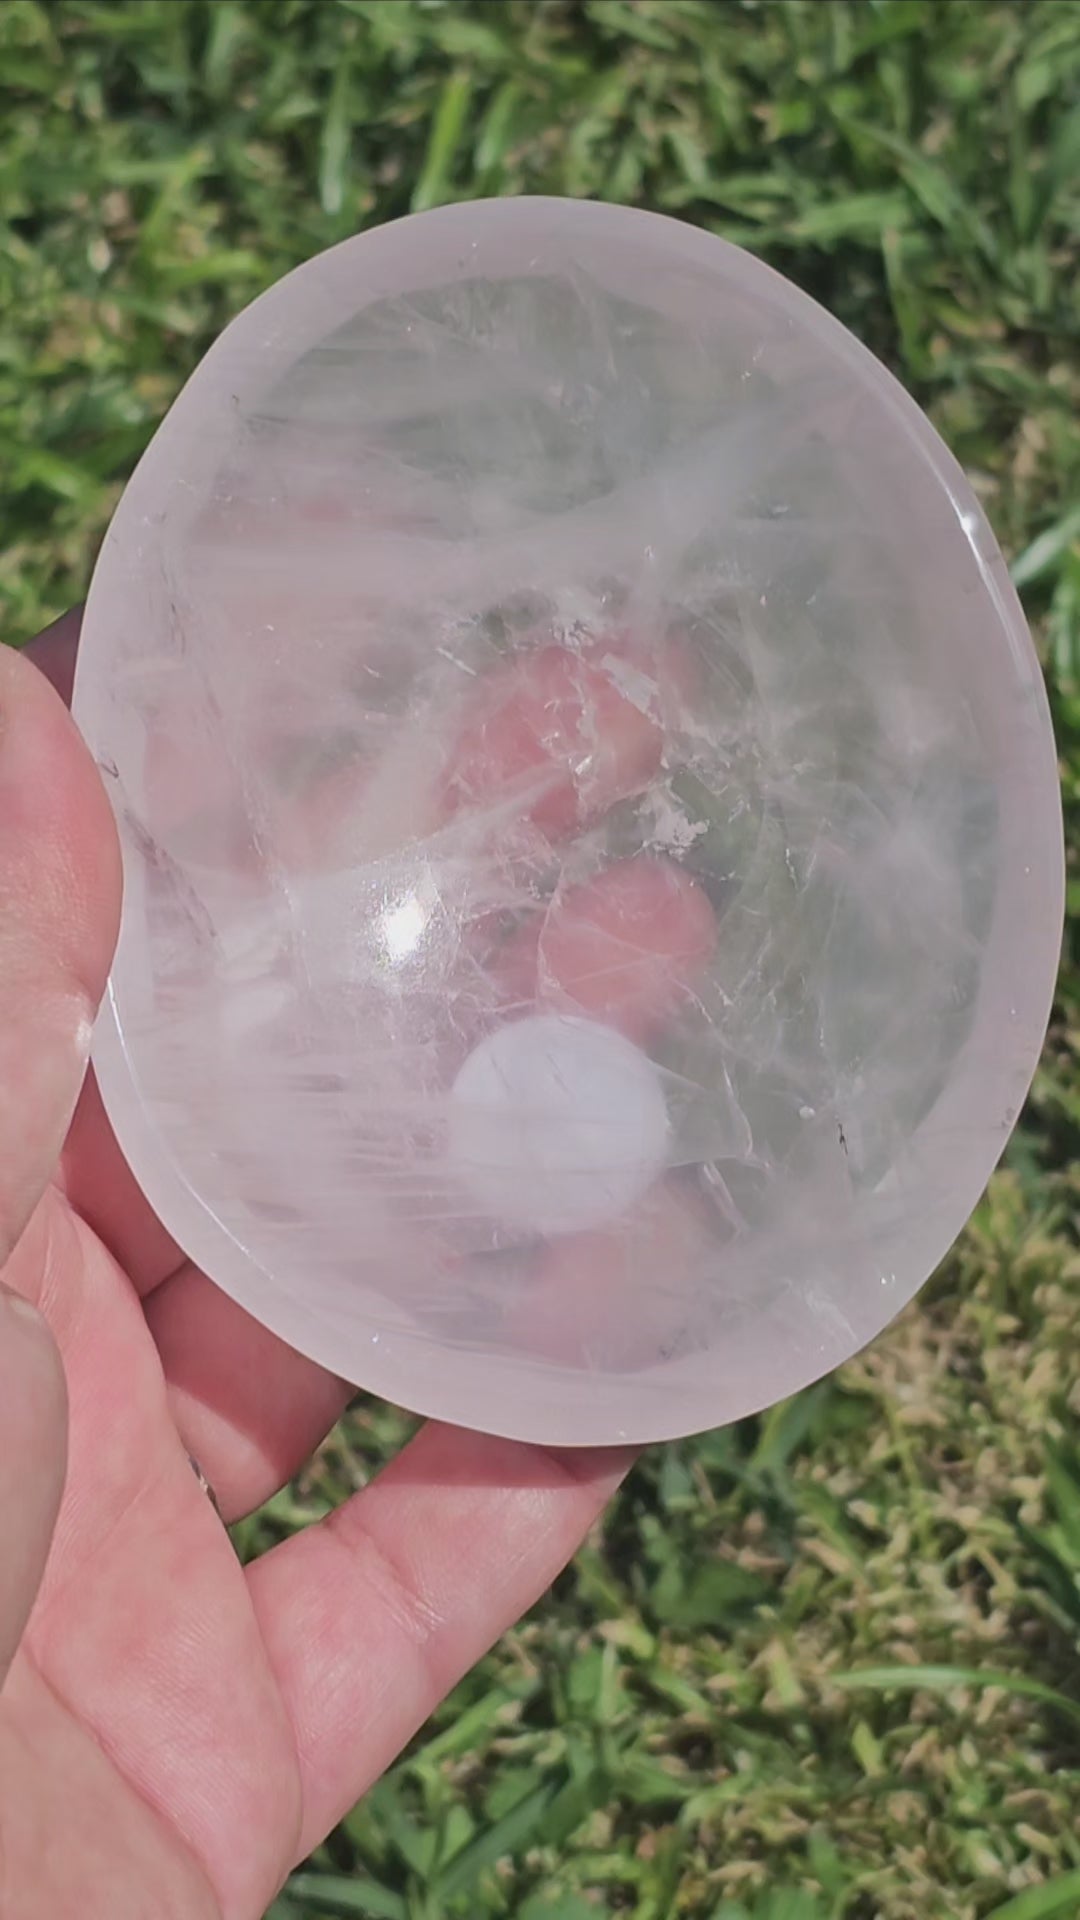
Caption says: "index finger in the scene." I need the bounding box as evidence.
[246,1421,635,1864]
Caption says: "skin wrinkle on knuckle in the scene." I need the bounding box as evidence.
[309,1449,615,1670]
[319,1505,448,1654]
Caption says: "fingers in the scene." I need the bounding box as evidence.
[144,1262,350,1522]
[246,1422,634,1862]
[0,1285,68,1688]
[0,644,121,1263]
[505,1177,710,1370]
[444,641,662,837]
[497,855,718,1041]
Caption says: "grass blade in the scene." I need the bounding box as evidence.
[435,1782,552,1900]
[319,59,353,217]
[986,1871,1080,1919]
[832,1664,1080,1729]
[280,1870,407,1918]
[1011,506,1080,591]
[411,69,473,212]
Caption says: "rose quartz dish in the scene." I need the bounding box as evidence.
[72,197,1063,1445]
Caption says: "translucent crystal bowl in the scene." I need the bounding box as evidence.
[72,197,1063,1445]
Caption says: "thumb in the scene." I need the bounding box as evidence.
[0,641,121,1264]
[0,1283,67,1687]
[0,637,119,1678]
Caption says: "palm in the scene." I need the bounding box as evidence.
[0,624,627,1920]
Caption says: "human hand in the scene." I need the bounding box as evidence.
[0,612,632,1919]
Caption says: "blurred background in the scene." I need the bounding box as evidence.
[2,3,1080,1916]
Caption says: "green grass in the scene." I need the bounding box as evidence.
[3,2,1080,1915]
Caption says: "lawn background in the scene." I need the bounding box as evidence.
[2,3,1080,1916]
